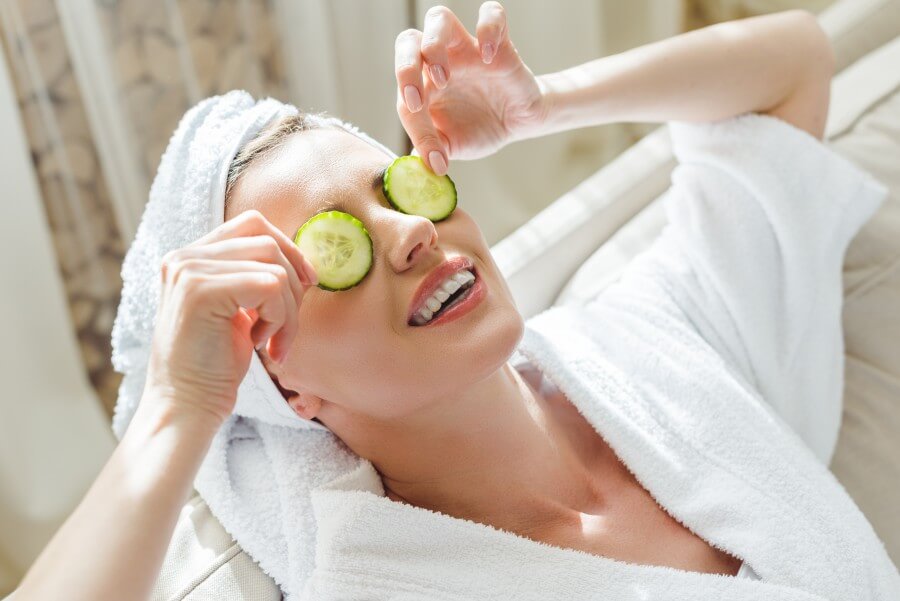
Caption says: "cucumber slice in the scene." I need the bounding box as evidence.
[293,210,373,291]
[383,155,457,222]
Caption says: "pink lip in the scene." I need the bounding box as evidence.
[407,255,475,325]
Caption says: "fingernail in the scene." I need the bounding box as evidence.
[429,150,447,175]
[482,42,494,63]
[430,64,447,89]
[403,85,422,112]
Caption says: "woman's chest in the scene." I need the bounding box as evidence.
[522,363,744,578]
[540,465,745,577]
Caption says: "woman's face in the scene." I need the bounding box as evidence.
[226,126,524,426]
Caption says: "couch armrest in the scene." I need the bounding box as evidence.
[819,0,900,71]
[491,0,900,319]
[149,495,281,601]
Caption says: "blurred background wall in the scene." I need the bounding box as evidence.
[0,0,837,594]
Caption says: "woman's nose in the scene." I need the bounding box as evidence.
[386,213,438,272]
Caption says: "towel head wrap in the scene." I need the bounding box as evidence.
[110,90,398,439]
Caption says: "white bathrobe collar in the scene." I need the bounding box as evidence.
[308,461,820,601]
[302,299,898,601]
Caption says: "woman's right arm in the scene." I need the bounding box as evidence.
[12,210,316,601]
[393,3,834,174]
[528,10,835,141]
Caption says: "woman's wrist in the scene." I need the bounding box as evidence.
[506,73,563,144]
[131,385,228,441]
[139,363,236,430]
[528,72,577,141]
[513,70,615,143]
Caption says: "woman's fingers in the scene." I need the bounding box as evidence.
[395,28,426,113]
[476,1,508,64]
[420,5,468,90]
[394,2,509,174]
[167,235,309,317]
[162,209,322,363]
[164,257,299,362]
[395,25,449,174]
[397,89,449,175]
[190,210,318,286]
[197,271,289,358]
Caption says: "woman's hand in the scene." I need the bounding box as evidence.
[395,1,547,175]
[14,209,317,601]
[145,209,318,424]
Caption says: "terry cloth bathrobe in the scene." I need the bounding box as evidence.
[110,90,897,601]
[298,114,898,600]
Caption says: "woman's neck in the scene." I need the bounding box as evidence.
[333,361,610,533]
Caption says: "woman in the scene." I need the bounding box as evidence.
[11,3,894,600]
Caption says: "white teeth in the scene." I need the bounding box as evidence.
[413,268,476,325]
[442,279,462,294]
[453,271,473,284]
[442,269,473,293]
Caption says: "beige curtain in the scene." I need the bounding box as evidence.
[0,0,837,594]
[0,0,126,414]
[0,4,117,593]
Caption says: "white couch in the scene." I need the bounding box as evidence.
[123,0,900,598]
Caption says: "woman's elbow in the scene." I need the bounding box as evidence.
[761,10,835,140]
[792,9,836,83]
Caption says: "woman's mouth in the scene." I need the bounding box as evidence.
[409,266,485,327]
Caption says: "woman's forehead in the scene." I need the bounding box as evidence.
[229,126,393,235]
[236,127,390,209]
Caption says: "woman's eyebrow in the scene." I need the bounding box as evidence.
[372,165,387,192]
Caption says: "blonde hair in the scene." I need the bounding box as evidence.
[224,111,331,211]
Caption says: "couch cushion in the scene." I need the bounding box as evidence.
[819,0,900,71]
[150,495,281,601]
[825,48,900,569]
[554,37,900,566]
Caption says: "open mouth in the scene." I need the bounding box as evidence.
[409,266,478,327]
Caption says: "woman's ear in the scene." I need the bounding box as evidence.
[287,392,323,421]
[258,349,324,422]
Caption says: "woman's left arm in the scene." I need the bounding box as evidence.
[530,10,835,141]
